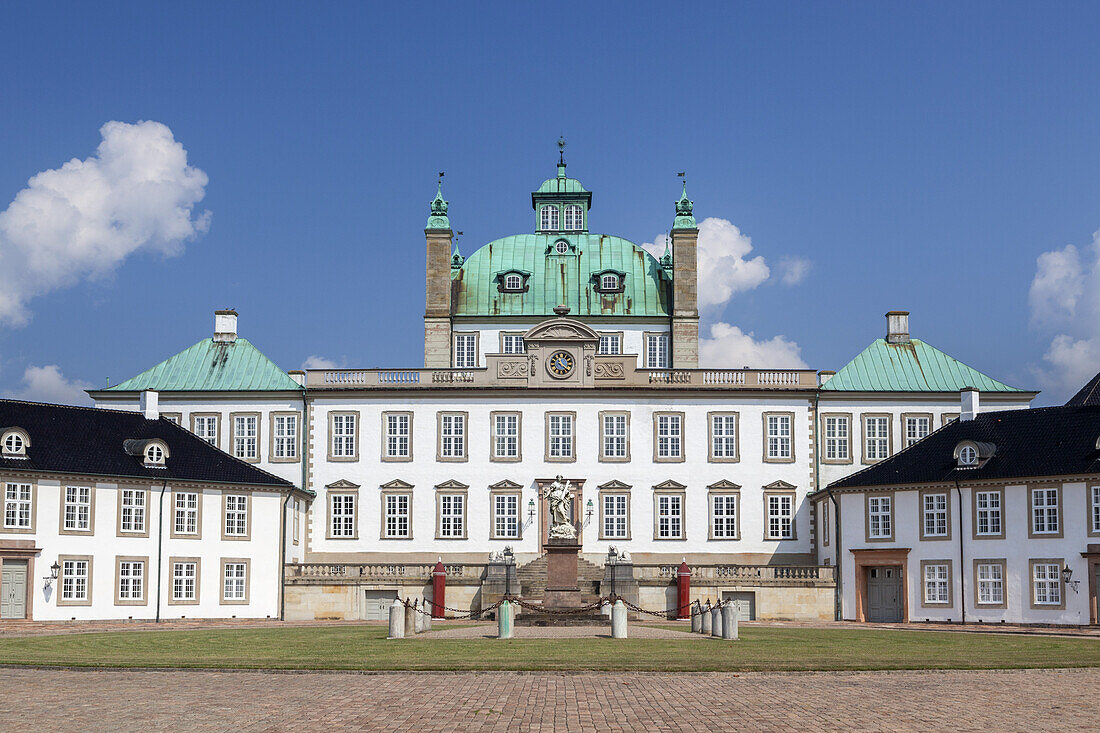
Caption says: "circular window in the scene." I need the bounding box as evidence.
[545,350,576,378]
[959,445,977,466]
[145,444,164,464]
[3,432,24,455]
[555,240,569,255]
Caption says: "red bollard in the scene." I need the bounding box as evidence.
[431,559,446,619]
[677,559,691,619]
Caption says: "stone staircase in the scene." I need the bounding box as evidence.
[517,555,604,599]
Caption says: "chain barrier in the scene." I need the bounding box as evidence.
[405,595,713,621]
[405,597,507,620]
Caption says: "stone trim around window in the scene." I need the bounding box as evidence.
[864,491,895,543]
[452,331,480,369]
[972,558,1008,610]
[489,489,524,541]
[2,480,36,534]
[918,489,952,542]
[189,412,221,449]
[326,488,359,540]
[169,488,203,540]
[652,411,686,463]
[381,411,414,462]
[436,411,469,463]
[268,411,302,464]
[819,412,853,465]
[327,410,361,463]
[901,412,934,448]
[435,485,469,540]
[167,556,202,606]
[762,490,798,541]
[489,411,522,463]
[498,331,528,354]
[598,410,631,463]
[652,489,687,541]
[544,411,577,463]
[161,412,183,426]
[115,486,150,539]
[971,487,1006,541]
[706,411,740,463]
[642,331,670,368]
[56,554,93,607]
[1087,485,1100,538]
[58,484,95,536]
[597,489,632,541]
[707,488,741,541]
[1028,557,1066,611]
[228,411,262,464]
[918,559,953,609]
[941,413,960,426]
[219,557,251,606]
[379,490,414,541]
[596,331,625,355]
[1026,484,1064,540]
[761,411,796,464]
[860,413,893,465]
[114,555,150,607]
[221,490,252,541]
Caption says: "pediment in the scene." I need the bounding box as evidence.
[434,479,470,490]
[653,479,687,490]
[380,479,414,490]
[325,479,361,490]
[523,317,600,342]
[707,479,742,490]
[598,479,633,491]
[763,480,797,490]
[489,479,523,490]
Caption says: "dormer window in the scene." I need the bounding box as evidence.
[540,206,559,231]
[1,429,29,458]
[954,440,994,469]
[564,204,584,231]
[496,270,530,293]
[593,269,627,294]
[601,274,620,291]
[504,273,523,291]
[959,445,977,466]
[124,438,170,468]
[554,240,570,255]
[145,443,165,466]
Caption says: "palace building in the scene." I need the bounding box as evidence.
[11,153,1038,623]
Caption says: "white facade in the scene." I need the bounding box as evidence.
[456,320,669,370]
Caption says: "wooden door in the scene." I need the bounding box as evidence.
[867,566,902,622]
[1,560,28,619]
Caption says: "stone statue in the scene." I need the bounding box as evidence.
[543,475,577,539]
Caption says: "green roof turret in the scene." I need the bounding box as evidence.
[426,179,450,230]
[532,138,592,233]
[660,239,673,271]
[672,181,696,230]
[451,243,464,269]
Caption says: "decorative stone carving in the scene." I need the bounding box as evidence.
[594,362,626,379]
[497,361,529,378]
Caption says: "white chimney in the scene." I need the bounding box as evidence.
[288,370,306,386]
[819,370,836,386]
[960,387,979,421]
[886,311,910,344]
[214,309,238,344]
[140,390,160,421]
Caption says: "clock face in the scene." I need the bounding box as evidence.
[546,350,575,378]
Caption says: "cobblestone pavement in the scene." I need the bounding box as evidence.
[0,667,1096,732]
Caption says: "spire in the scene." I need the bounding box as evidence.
[673,175,696,230]
[557,136,567,178]
[426,173,450,230]
[660,237,673,271]
[451,242,464,270]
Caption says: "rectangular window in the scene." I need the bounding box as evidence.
[602,494,629,539]
[223,562,248,601]
[547,413,574,459]
[766,494,794,540]
[330,494,356,537]
[172,561,198,601]
[823,415,850,461]
[120,489,146,533]
[493,494,519,539]
[233,414,258,461]
[61,559,89,601]
[1031,488,1059,535]
[646,333,669,368]
[821,500,830,545]
[438,494,465,538]
[711,494,739,539]
[64,486,91,531]
[868,495,892,539]
[864,416,890,461]
[292,499,300,544]
[601,413,628,460]
[439,413,466,460]
[923,563,949,605]
[976,562,1004,605]
[1093,486,1100,534]
[454,333,477,368]
[975,490,1003,537]
[174,492,199,535]
[765,413,792,461]
[224,494,248,537]
[331,413,357,459]
[656,494,683,539]
[118,559,145,601]
[3,482,32,529]
[492,413,520,460]
[1032,562,1062,606]
[710,413,738,461]
[193,415,218,446]
[384,413,411,459]
[273,413,298,460]
[163,413,181,425]
[501,334,525,354]
[384,494,411,538]
[598,334,621,355]
[905,415,931,447]
[922,492,948,538]
[655,414,682,460]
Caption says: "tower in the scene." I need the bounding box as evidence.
[424,179,453,368]
[670,181,699,368]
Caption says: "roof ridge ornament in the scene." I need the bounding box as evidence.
[426,173,450,230]
[673,174,696,230]
[660,236,673,271]
[557,136,567,177]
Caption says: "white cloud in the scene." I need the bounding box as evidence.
[4,365,94,406]
[777,256,811,286]
[0,120,209,326]
[699,322,808,369]
[301,355,340,370]
[1029,244,1086,326]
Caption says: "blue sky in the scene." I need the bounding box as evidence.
[1,2,1099,405]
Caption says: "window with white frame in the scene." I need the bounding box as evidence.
[824,416,850,461]
[554,240,569,254]
[821,500,830,544]
[4,482,32,529]
[1091,485,1100,534]
[598,334,621,355]
[273,414,298,459]
[384,493,411,538]
[174,492,199,535]
[503,273,524,291]
[864,416,890,460]
[61,559,88,601]
[493,413,519,459]
[120,489,146,533]
[224,494,248,536]
[600,273,620,291]
[766,494,794,539]
[453,333,477,368]
[502,334,525,354]
[766,414,792,460]
[493,494,519,539]
[144,443,165,467]
[540,205,559,231]
[711,414,738,460]
[646,333,669,368]
[439,413,465,459]
[711,494,738,539]
[193,415,218,446]
[602,494,629,539]
[905,416,931,447]
[164,414,181,425]
[331,413,356,458]
[564,203,583,230]
[172,561,197,601]
[602,413,627,459]
[63,486,91,531]
[977,562,1004,605]
[438,493,465,538]
[656,494,683,539]
[922,493,948,538]
[233,415,258,461]
[1032,562,1061,605]
[384,413,411,459]
[2,430,26,456]
[923,563,949,604]
[975,490,1002,536]
[223,562,247,601]
[330,494,355,537]
[958,445,978,466]
[548,413,573,459]
[292,499,300,543]
[1031,488,1059,535]
[118,559,145,601]
[656,414,682,460]
[868,495,892,539]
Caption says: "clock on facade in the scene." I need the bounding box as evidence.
[546,350,576,378]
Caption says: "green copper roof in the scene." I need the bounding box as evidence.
[452,234,671,318]
[535,170,589,194]
[822,338,1026,392]
[426,181,450,230]
[103,338,302,392]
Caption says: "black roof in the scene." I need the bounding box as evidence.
[1065,371,1100,406]
[827,404,1100,490]
[0,400,294,489]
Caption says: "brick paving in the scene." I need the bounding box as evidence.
[0,667,1096,732]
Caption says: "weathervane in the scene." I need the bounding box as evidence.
[558,136,566,165]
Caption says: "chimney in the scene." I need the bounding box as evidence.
[287,370,306,386]
[140,390,160,421]
[960,387,979,421]
[885,311,910,344]
[819,370,836,386]
[214,310,238,344]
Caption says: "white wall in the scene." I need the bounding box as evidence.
[455,320,669,369]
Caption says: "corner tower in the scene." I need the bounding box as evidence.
[670,182,699,368]
[424,180,453,368]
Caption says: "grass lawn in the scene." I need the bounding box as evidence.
[0,625,1097,672]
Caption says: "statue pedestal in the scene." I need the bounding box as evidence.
[542,538,583,609]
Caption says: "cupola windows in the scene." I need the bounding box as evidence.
[540,206,559,232]
[564,204,584,231]
[1,429,29,458]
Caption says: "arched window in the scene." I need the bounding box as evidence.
[540,206,559,231]
[504,273,523,291]
[600,273,620,291]
[564,204,583,230]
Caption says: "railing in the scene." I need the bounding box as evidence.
[286,562,485,582]
[636,564,835,585]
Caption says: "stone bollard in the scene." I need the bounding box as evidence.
[423,605,432,632]
[388,599,405,639]
[722,603,739,640]
[701,602,712,635]
[404,599,416,638]
[690,601,702,633]
[497,600,513,639]
[711,602,722,638]
[611,600,628,639]
[414,600,425,633]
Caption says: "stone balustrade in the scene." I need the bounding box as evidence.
[286,562,484,584]
[636,564,836,586]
